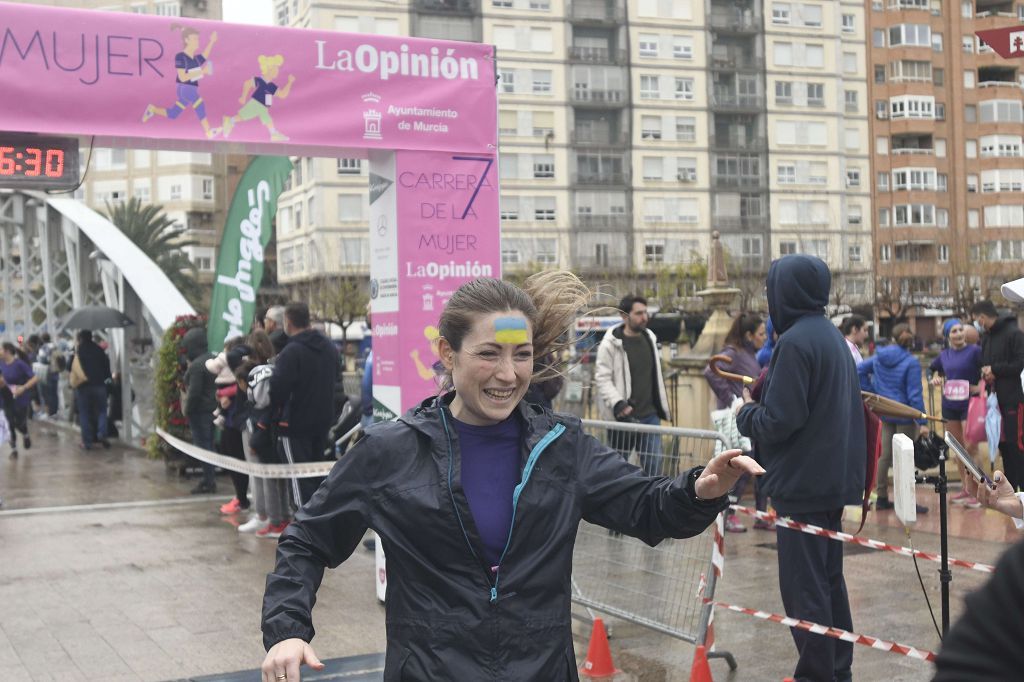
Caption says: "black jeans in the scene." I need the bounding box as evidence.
[776,508,853,682]
[4,398,28,448]
[999,402,1024,491]
[188,415,216,488]
[220,426,249,504]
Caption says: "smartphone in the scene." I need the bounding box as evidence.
[944,432,993,486]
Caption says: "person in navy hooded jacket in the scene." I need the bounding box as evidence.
[736,255,865,682]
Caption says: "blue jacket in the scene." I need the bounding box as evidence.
[857,344,924,425]
[756,316,775,367]
[735,255,865,514]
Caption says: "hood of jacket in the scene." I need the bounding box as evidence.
[874,343,911,369]
[991,315,1020,336]
[287,328,334,355]
[401,391,556,449]
[182,327,208,361]
[766,255,830,335]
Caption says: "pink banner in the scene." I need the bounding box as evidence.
[0,2,496,155]
[393,149,500,412]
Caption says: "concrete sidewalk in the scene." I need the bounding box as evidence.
[1,420,1016,681]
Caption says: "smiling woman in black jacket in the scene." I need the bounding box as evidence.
[260,272,763,682]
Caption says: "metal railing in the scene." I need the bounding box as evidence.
[570,88,627,104]
[568,46,627,63]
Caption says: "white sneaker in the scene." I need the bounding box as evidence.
[238,516,270,533]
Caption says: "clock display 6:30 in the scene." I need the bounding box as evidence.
[0,147,66,178]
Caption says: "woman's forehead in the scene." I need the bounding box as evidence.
[467,311,532,341]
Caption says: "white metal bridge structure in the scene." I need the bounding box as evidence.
[0,189,195,442]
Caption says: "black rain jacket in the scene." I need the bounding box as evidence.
[261,394,727,680]
[980,315,1024,407]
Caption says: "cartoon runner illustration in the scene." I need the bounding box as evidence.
[142,25,221,139]
[222,55,296,142]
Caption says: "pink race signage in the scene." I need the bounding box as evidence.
[368,150,500,418]
[0,2,497,154]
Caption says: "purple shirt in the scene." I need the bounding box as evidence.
[252,77,279,107]
[930,345,982,411]
[0,358,34,408]
[455,413,522,568]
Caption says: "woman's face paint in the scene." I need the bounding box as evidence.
[494,316,529,345]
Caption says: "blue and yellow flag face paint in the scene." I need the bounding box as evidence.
[494,316,529,345]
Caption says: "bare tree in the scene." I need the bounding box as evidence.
[305,274,369,350]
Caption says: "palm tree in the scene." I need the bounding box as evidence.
[103,198,203,306]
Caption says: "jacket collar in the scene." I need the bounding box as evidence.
[401,391,558,444]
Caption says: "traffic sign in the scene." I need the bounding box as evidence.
[976,25,1024,59]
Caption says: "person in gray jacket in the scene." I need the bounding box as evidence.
[593,294,670,475]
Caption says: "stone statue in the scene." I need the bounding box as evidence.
[707,230,728,287]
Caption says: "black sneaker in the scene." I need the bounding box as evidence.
[23,435,30,450]
[875,498,894,510]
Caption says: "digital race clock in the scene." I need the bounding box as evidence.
[0,134,80,191]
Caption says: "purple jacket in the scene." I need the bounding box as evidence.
[704,343,760,409]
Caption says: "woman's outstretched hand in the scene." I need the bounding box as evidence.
[261,638,324,682]
[695,449,765,500]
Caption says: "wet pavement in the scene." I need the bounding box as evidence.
[1,420,1019,681]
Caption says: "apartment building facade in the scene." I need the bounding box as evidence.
[8,0,242,288]
[869,0,1024,338]
[274,0,872,312]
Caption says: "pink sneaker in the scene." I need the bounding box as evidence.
[950,490,971,505]
[257,521,290,539]
[725,516,747,533]
[220,498,242,514]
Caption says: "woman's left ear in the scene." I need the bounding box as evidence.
[437,337,455,370]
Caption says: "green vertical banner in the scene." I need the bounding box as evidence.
[207,156,293,352]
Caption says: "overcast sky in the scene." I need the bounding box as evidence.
[223,0,274,25]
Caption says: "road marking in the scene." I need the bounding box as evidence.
[0,495,228,517]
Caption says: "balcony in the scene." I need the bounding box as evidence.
[710,93,765,110]
[568,46,627,64]
[413,0,478,13]
[708,10,761,33]
[573,171,630,185]
[570,131,629,147]
[570,88,627,106]
[573,213,631,229]
[710,134,767,150]
[569,1,624,24]
[713,215,768,230]
[892,147,934,155]
[710,54,764,71]
[712,174,767,190]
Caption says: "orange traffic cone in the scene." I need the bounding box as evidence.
[580,617,619,678]
[689,645,713,682]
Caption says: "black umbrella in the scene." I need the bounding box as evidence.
[60,305,134,331]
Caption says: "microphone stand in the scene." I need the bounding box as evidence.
[916,451,950,637]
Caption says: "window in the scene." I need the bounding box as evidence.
[169,184,182,200]
[843,52,858,74]
[966,140,977,158]
[845,90,858,112]
[774,42,793,66]
[800,4,823,27]
[889,95,935,119]
[938,244,949,262]
[892,168,938,191]
[980,135,1023,158]
[778,164,796,184]
[932,33,943,51]
[640,75,660,99]
[846,169,861,188]
[674,77,694,101]
[933,68,944,86]
[775,120,827,146]
[780,241,797,256]
[876,136,889,154]
[980,100,1024,123]
[877,172,889,191]
[532,70,552,94]
[155,1,180,16]
[676,116,696,142]
[533,155,554,178]
[492,0,512,7]
[500,197,519,220]
[873,29,885,47]
[876,100,888,119]
[338,194,364,221]
[639,34,659,57]
[772,3,791,24]
[643,156,664,181]
[502,248,521,265]
[962,36,974,53]
[337,158,361,175]
[880,244,891,262]
[499,69,515,93]
[878,208,890,226]
[965,105,976,123]
[849,245,862,263]
[807,82,824,106]
[888,24,930,47]
[776,81,793,104]
[842,14,856,33]
[644,241,665,263]
[874,65,886,83]
[968,174,978,192]
[893,204,936,226]
[889,60,931,82]
[641,116,662,140]
[498,110,517,136]
[532,111,554,137]
[964,70,975,88]
[534,197,556,221]
[673,36,694,60]
[844,128,860,150]
[201,178,214,200]
[676,157,697,182]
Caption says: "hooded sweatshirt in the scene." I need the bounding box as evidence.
[857,344,925,425]
[980,315,1024,407]
[270,328,338,437]
[181,327,217,418]
[735,255,865,514]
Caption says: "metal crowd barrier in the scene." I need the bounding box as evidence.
[571,419,734,668]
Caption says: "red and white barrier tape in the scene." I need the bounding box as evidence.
[711,513,725,578]
[729,504,996,575]
[706,597,937,663]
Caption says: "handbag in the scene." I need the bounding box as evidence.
[964,381,987,445]
[69,355,88,389]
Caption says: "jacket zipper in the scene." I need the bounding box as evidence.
[440,408,566,604]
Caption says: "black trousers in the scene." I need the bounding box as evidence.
[999,402,1024,491]
[776,509,853,682]
[220,427,249,505]
[278,432,326,507]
